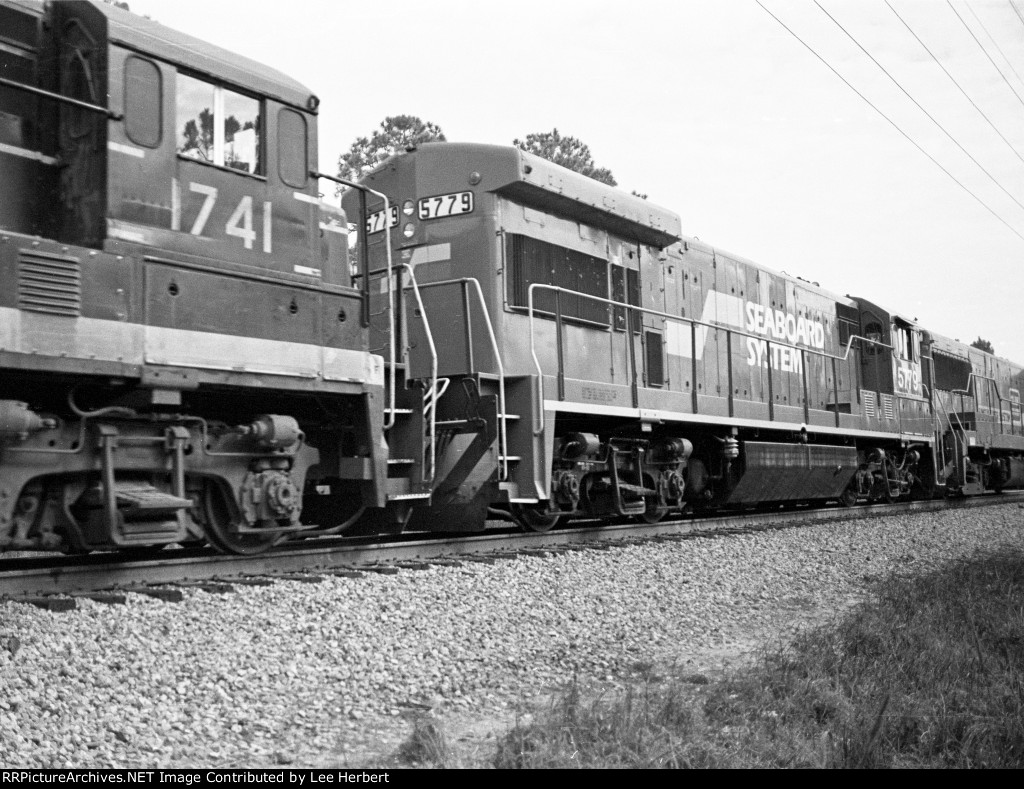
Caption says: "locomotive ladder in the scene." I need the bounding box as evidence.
[933,388,971,492]
[412,276,512,483]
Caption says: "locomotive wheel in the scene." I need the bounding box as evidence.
[205,518,282,555]
[638,474,667,523]
[510,503,561,533]
[639,494,668,524]
[200,484,282,555]
[838,487,858,508]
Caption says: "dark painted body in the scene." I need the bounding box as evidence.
[0,1,387,553]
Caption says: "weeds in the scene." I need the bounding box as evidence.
[397,714,450,767]
[492,547,1024,768]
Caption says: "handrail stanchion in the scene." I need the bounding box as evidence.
[400,264,438,482]
[801,349,810,424]
[832,357,840,427]
[690,322,698,413]
[310,171,396,429]
[555,290,565,402]
[726,330,734,417]
[463,280,474,371]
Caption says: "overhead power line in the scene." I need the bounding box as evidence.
[754,0,1024,245]
[816,0,1024,214]
[947,0,1024,110]
[1011,0,1024,31]
[965,1,1024,93]
[885,0,1024,167]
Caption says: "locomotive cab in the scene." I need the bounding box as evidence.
[0,0,349,283]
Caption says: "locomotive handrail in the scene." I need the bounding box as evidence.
[0,76,123,120]
[527,283,891,436]
[950,372,1020,436]
[398,264,440,484]
[413,277,510,482]
[312,172,397,430]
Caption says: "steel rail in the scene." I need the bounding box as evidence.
[1,494,1018,599]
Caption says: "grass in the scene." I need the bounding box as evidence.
[484,547,1024,768]
[396,714,451,767]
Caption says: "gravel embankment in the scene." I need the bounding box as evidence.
[1,503,1022,768]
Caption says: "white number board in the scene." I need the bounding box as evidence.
[417,191,474,221]
[366,205,399,234]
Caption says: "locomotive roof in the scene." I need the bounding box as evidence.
[512,147,682,248]
[388,143,683,249]
[81,0,316,112]
[680,235,858,308]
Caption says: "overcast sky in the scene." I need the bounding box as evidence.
[126,0,1024,363]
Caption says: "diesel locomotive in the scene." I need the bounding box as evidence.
[0,0,391,554]
[343,141,1024,532]
[2,1,1022,557]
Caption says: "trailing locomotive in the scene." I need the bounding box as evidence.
[2,2,1021,558]
[343,142,1024,531]
[0,0,392,554]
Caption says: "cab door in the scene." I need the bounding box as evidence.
[857,302,894,395]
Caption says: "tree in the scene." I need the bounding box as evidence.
[337,115,446,186]
[513,128,617,186]
[970,337,994,354]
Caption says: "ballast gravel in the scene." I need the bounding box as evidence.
[1,503,1022,768]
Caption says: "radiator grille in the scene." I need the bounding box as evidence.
[862,390,876,418]
[17,251,81,316]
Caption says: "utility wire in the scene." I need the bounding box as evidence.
[754,0,1024,244]
[948,0,1024,110]
[1011,0,1024,31]
[885,0,1024,167]
[966,1,1024,93]
[817,0,1024,214]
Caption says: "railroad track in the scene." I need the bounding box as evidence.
[2,494,1020,604]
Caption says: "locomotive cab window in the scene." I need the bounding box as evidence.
[894,324,915,361]
[176,73,262,175]
[277,108,307,188]
[124,56,161,148]
[863,320,884,355]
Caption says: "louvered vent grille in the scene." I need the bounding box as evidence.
[645,331,664,388]
[18,251,81,316]
[862,390,876,418]
[882,394,895,419]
